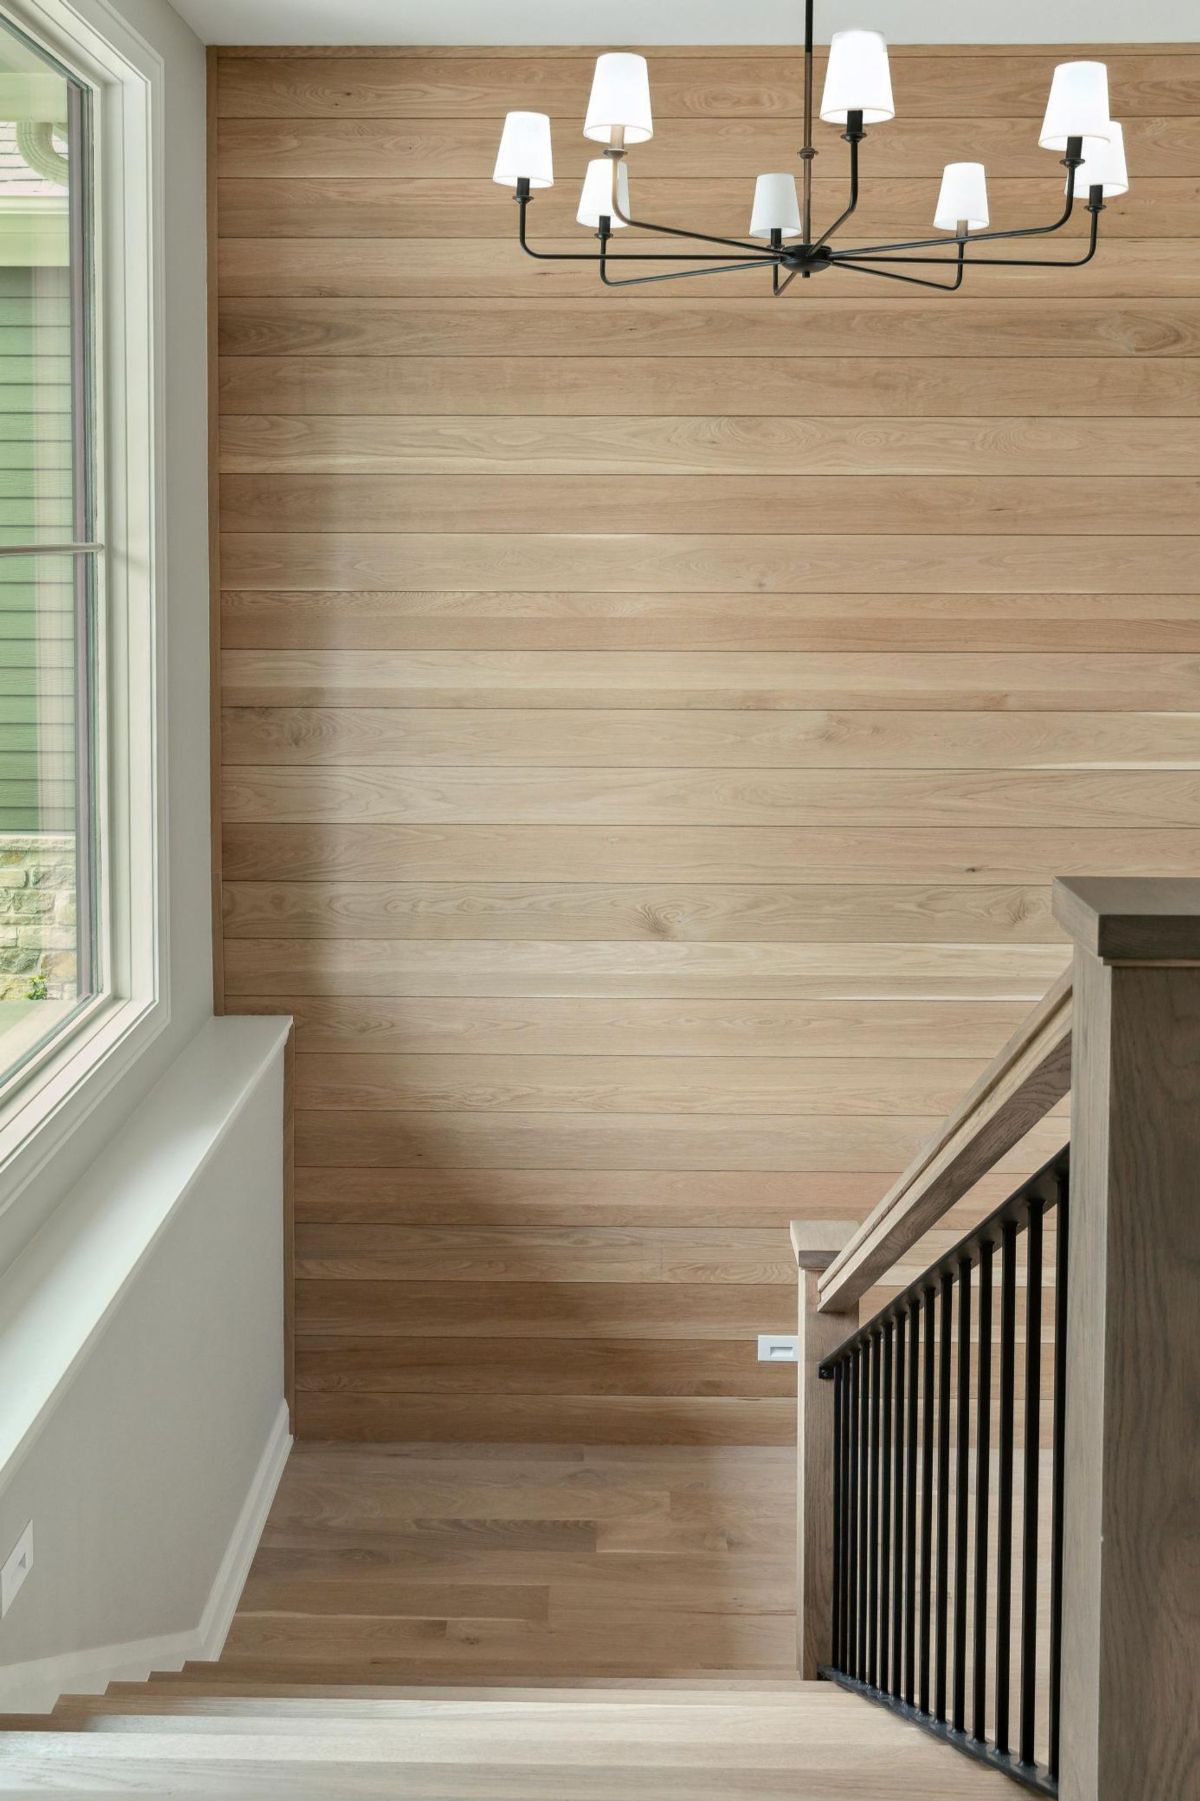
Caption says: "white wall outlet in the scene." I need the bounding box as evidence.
[757,1333,800,1363]
[1,1521,33,1617]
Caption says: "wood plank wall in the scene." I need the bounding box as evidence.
[211,43,1200,1445]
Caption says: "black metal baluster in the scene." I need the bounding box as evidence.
[1048,1175,1070,1782]
[882,1303,900,1692]
[832,1359,844,1670]
[847,1347,860,1676]
[1019,1196,1045,1768]
[854,1332,864,1678]
[879,1323,893,1693]
[953,1255,973,1736]
[868,1330,882,1688]
[935,1269,954,1723]
[973,1236,994,1742]
[994,1218,1018,1757]
[904,1296,920,1706]
[920,1283,936,1715]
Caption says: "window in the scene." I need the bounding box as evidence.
[0,17,96,1088]
[0,0,166,1207]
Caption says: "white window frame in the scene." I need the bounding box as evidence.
[0,0,168,1212]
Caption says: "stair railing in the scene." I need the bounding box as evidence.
[793,877,1200,1801]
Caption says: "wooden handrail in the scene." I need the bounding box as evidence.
[817,965,1073,1314]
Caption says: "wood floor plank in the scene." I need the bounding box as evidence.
[294,1338,797,1397]
[292,1395,796,1444]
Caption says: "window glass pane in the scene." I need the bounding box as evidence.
[0,21,94,1082]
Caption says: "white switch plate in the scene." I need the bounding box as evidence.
[757,1333,800,1363]
[1,1521,33,1617]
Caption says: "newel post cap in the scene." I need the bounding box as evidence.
[1052,876,1200,965]
[790,1220,857,1273]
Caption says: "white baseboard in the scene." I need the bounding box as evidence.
[0,1399,291,1715]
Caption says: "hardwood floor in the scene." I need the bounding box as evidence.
[211,1442,800,1684]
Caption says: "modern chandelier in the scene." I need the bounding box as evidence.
[491,2,1129,293]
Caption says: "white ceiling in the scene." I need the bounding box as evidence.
[170,0,1199,46]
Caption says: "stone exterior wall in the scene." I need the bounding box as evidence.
[0,833,77,1001]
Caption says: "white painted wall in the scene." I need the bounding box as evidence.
[171,0,1200,45]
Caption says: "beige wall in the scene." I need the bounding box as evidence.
[213,44,1200,1442]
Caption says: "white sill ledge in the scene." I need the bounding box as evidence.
[0,1014,291,1489]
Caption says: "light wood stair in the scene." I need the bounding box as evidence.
[0,1677,1023,1796]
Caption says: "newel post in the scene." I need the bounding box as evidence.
[791,1220,858,1680]
[1052,878,1200,1801]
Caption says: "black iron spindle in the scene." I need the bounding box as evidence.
[953,1256,973,1735]
[1019,1197,1045,1769]
[1049,1178,1069,1782]
[833,1359,845,1670]
[904,1295,920,1706]
[973,1236,994,1742]
[858,1337,870,1680]
[868,1330,882,1688]
[920,1282,936,1715]
[847,1347,860,1677]
[879,1323,893,1694]
[995,1217,1018,1757]
[935,1268,953,1724]
[891,1309,906,1698]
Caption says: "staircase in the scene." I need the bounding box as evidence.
[0,1675,1018,1795]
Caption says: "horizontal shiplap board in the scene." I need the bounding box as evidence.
[294,1221,799,1281]
[221,647,1200,705]
[293,1053,988,1117]
[215,177,1168,241]
[292,1392,796,1444]
[218,706,1200,768]
[223,937,1071,998]
[218,588,1200,653]
[292,1165,1024,1227]
[218,415,1200,478]
[217,296,1200,357]
[217,235,1200,301]
[293,1108,1068,1171]
[220,537,1200,596]
[295,1335,796,1396]
[218,472,1200,536]
[215,118,1200,181]
[221,822,1200,886]
[220,879,1059,943]
[246,994,1032,1059]
[218,354,1200,416]
[219,767,1200,828]
[213,53,1200,120]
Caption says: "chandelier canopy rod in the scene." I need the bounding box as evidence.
[493,5,1129,295]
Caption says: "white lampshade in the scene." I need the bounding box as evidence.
[819,30,895,125]
[583,52,653,145]
[749,172,802,239]
[934,162,990,232]
[1039,61,1111,150]
[1066,119,1128,196]
[492,111,554,189]
[577,157,631,228]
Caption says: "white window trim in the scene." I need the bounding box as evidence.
[0,0,169,1216]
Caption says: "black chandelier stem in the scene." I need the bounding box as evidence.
[835,243,967,292]
[801,0,816,244]
[606,154,770,254]
[838,198,1102,271]
[598,225,780,286]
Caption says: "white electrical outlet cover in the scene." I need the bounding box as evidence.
[757,1333,800,1362]
[1,1521,33,1617]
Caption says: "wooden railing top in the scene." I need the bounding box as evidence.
[817,966,1073,1314]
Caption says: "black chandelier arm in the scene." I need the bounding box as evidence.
[838,199,1102,272]
[604,154,771,254]
[834,242,967,293]
[598,234,782,287]
[515,187,778,263]
[807,120,864,256]
[831,139,1086,262]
